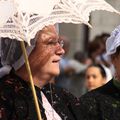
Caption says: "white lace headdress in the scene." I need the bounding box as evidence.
[0,0,120,45]
[106,25,120,56]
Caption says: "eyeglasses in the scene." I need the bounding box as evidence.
[47,39,64,48]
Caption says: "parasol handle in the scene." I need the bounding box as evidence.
[20,41,42,120]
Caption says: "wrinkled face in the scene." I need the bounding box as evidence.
[29,25,64,77]
[85,67,106,91]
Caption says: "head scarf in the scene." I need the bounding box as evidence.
[0,37,36,77]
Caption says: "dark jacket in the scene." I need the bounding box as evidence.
[0,71,81,120]
[79,79,120,120]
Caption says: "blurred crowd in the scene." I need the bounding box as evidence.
[55,33,113,97]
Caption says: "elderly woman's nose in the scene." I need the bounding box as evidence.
[55,44,65,55]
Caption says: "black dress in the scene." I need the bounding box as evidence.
[0,70,81,120]
[79,79,120,120]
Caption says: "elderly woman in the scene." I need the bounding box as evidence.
[0,25,81,120]
[79,25,120,120]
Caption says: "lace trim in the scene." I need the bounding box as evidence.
[0,0,120,44]
[41,91,62,120]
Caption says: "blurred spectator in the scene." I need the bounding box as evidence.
[66,51,88,97]
[88,33,110,63]
[62,51,93,97]
[97,33,115,76]
[74,51,93,66]
[88,33,113,81]
[88,35,102,62]
[95,33,111,67]
[85,64,107,91]
[68,51,88,74]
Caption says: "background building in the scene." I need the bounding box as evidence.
[59,0,120,58]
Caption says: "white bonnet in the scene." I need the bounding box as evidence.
[106,25,120,55]
[0,37,36,78]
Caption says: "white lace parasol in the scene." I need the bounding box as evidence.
[0,1,120,120]
[0,0,120,44]
[0,0,15,27]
